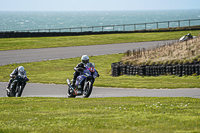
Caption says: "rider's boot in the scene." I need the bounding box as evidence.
[72,72,78,88]
[6,82,11,92]
[7,81,11,89]
[71,80,76,88]
[6,78,14,89]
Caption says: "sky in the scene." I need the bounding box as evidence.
[0,0,200,11]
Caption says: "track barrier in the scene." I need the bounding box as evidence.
[111,62,200,77]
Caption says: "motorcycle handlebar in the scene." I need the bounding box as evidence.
[15,75,29,82]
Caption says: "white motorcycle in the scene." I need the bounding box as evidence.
[179,33,197,42]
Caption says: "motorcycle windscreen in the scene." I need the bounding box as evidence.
[76,75,86,85]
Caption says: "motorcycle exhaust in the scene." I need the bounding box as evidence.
[66,79,71,85]
[66,79,82,95]
[67,79,75,91]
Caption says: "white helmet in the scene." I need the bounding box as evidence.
[18,66,25,73]
[81,55,89,64]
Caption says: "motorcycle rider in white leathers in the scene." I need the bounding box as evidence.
[6,66,28,92]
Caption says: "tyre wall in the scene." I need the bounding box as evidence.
[111,62,200,77]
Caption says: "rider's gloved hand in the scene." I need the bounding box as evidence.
[10,75,16,78]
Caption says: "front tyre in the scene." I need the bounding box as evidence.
[10,87,16,97]
[16,86,24,97]
[67,86,76,98]
[83,81,93,98]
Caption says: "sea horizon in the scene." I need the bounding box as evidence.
[0,9,200,31]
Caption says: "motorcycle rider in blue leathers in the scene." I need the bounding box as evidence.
[71,55,99,87]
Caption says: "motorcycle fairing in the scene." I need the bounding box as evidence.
[76,75,87,85]
[75,63,98,86]
[93,70,98,78]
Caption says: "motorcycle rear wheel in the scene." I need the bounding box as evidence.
[67,86,76,98]
[83,81,93,98]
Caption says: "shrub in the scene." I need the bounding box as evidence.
[121,35,200,65]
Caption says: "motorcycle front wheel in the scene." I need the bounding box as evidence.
[16,86,24,97]
[10,88,16,97]
[67,86,76,98]
[83,81,93,98]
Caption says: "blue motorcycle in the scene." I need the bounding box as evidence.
[67,63,99,98]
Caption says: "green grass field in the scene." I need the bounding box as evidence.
[1,31,200,88]
[1,54,200,88]
[0,97,199,133]
[1,31,200,133]
[0,30,200,51]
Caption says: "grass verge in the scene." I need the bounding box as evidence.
[0,97,199,133]
[0,30,200,51]
[1,54,200,88]
[122,35,200,65]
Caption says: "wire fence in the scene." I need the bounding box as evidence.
[10,18,200,33]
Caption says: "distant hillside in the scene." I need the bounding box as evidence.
[122,35,200,65]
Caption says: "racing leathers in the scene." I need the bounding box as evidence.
[72,62,99,87]
[7,67,27,90]
[72,62,86,87]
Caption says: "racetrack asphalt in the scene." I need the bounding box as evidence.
[0,40,176,66]
[1,40,199,98]
[0,82,200,98]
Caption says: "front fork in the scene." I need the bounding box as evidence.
[67,79,75,92]
[83,78,94,92]
[83,79,88,91]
